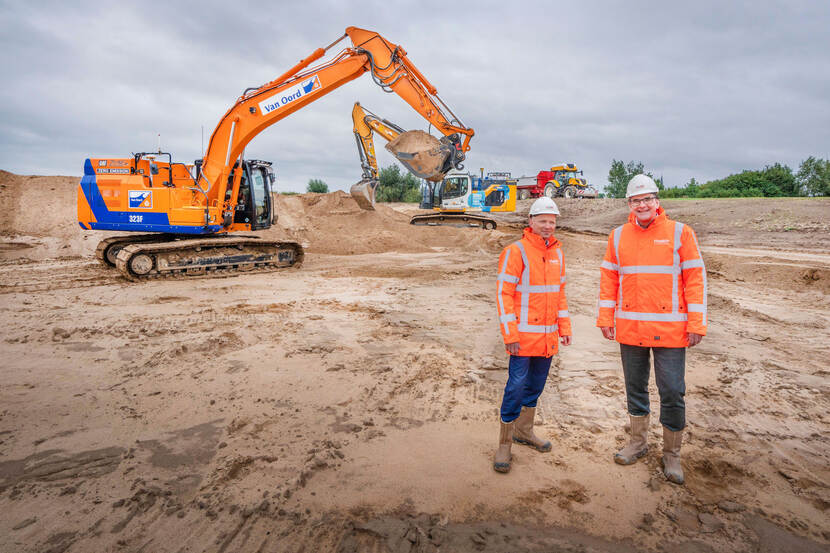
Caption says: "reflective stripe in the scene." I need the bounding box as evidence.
[601,260,619,271]
[515,242,531,330]
[518,323,559,333]
[619,265,677,275]
[516,284,560,293]
[618,274,624,311]
[672,222,683,314]
[680,259,704,270]
[616,310,688,322]
[613,225,623,264]
[511,240,564,337]
[498,273,519,284]
[500,313,517,323]
[687,303,705,313]
[497,249,511,333]
[688,230,708,325]
[614,225,624,309]
[598,300,616,308]
[558,310,569,318]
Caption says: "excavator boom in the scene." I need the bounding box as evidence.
[201,26,473,220]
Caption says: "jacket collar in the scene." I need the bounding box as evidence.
[522,227,559,250]
[628,206,668,230]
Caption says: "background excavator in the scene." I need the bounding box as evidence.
[78,26,474,280]
[348,102,514,228]
[348,102,456,210]
[409,170,516,229]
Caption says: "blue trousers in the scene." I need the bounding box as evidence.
[620,344,686,432]
[500,355,553,423]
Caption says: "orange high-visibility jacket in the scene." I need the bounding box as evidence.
[596,208,707,347]
[497,228,572,357]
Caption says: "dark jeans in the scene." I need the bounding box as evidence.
[500,355,553,423]
[620,344,686,432]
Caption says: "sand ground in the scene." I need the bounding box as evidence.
[1,170,829,552]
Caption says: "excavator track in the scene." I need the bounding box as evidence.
[113,236,304,281]
[95,234,177,267]
[409,213,497,230]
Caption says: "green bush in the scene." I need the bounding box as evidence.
[644,158,828,198]
[307,178,329,193]
[797,156,830,196]
[375,164,423,203]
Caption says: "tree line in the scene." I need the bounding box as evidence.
[606,157,830,198]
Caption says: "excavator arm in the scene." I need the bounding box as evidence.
[353,102,404,181]
[350,102,408,210]
[199,26,474,222]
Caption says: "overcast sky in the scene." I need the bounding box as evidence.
[2,0,829,192]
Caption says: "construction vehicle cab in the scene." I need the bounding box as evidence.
[411,171,515,229]
[226,160,275,229]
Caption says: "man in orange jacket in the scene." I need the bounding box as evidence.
[597,174,707,485]
[494,196,572,473]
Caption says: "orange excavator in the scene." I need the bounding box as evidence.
[78,26,474,280]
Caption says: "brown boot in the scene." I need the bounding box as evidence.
[662,426,684,485]
[512,407,552,452]
[493,421,513,473]
[614,414,649,465]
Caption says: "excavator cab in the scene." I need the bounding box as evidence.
[230,160,274,230]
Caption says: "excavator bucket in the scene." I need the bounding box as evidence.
[350,178,379,211]
[385,130,452,182]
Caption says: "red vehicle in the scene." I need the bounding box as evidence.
[515,163,598,199]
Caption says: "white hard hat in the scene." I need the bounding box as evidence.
[529,196,560,216]
[626,174,659,198]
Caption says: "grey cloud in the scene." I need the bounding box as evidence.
[1,0,828,191]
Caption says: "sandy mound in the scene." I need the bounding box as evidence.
[0,171,509,262]
[268,191,508,256]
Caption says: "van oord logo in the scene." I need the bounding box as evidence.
[259,75,322,115]
[129,190,153,209]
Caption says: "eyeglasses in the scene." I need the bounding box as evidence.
[628,196,658,206]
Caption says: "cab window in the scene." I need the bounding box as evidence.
[251,169,269,225]
[442,176,468,199]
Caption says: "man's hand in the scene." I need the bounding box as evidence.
[600,326,615,341]
[688,333,703,347]
[561,335,572,346]
[506,342,520,355]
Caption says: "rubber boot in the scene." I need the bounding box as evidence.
[614,414,649,465]
[512,406,552,452]
[493,421,513,473]
[662,426,685,485]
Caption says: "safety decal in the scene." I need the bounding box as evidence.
[258,75,322,115]
[129,190,153,209]
[98,168,129,174]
